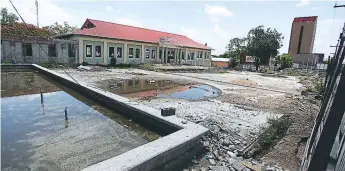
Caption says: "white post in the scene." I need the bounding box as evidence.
[78,39,83,64]
[103,42,108,65]
[141,45,145,63]
[124,43,128,64]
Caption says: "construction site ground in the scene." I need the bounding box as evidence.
[55,67,320,171]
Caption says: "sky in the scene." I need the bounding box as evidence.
[3,0,345,57]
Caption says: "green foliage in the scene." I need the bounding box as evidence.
[258,117,291,152]
[1,8,18,24]
[139,64,155,71]
[110,57,117,67]
[277,54,293,69]
[230,56,240,68]
[246,26,283,69]
[323,60,328,64]
[315,79,325,95]
[42,21,78,35]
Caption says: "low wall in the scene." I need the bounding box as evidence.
[1,64,209,171]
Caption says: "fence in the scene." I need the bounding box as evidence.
[300,24,345,171]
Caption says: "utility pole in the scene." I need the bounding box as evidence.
[35,0,39,27]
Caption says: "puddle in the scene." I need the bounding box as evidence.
[100,79,221,100]
[1,72,161,171]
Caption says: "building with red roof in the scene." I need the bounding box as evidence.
[56,18,212,66]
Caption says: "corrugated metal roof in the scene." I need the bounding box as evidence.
[212,58,230,62]
[72,19,211,50]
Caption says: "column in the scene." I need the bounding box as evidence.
[103,42,108,65]
[185,49,188,65]
[124,43,128,64]
[194,50,197,66]
[164,48,168,63]
[141,45,145,63]
[78,39,83,64]
[156,46,160,63]
[173,48,177,64]
[161,48,164,64]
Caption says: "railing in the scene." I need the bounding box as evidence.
[300,23,345,171]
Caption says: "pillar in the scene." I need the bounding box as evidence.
[103,42,108,65]
[165,48,168,63]
[156,46,160,63]
[124,43,128,64]
[78,39,83,64]
[141,45,145,63]
[194,50,197,66]
[186,49,189,64]
[161,48,164,64]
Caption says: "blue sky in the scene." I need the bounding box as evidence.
[4,0,345,57]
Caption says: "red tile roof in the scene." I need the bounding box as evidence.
[293,16,318,23]
[73,19,211,50]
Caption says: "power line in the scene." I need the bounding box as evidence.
[8,0,80,85]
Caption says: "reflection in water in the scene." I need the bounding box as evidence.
[100,79,221,100]
[1,72,161,171]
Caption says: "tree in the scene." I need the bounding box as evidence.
[1,8,19,24]
[42,21,78,35]
[277,54,292,69]
[226,37,247,57]
[246,25,283,70]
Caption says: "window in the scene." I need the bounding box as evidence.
[128,48,134,58]
[135,80,139,85]
[48,44,56,57]
[86,45,92,57]
[159,50,162,59]
[22,43,32,56]
[204,52,207,59]
[95,46,101,57]
[68,44,76,57]
[128,80,133,86]
[152,50,156,59]
[145,49,150,58]
[135,48,140,58]
[191,52,195,60]
[109,47,115,58]
[187,52,190,60]
[117,47,122,58]
[199,52,202,59]
[182,51,185,60]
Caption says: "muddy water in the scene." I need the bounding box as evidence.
[100,79,221,100]
[1,72,161,171]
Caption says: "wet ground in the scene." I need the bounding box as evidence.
[1,72,160,171]
[99,79,221,100]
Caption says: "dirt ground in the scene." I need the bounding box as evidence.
[55,67,319,171]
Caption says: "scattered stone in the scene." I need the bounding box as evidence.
[203,141,210,147]
[181,120,188,124]
[242,168,251,171]
[213,150,220,159]
[210,166,230,171]
[223,138,231,146]
[183,170,189,171]
[191,169,197,171]
[227,157,236,165]
[191,159,198,164]
[227,151,236,158]
[228,145,236,151]
[208,158,216,165]
[200,167,207,171]
[233,140,241,145]
[231,161,245,171]
[266,166,275,171]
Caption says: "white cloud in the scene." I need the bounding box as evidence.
[296,0,310,7]
[212,24,229,38]
[3,0,76,27]
[311,6,323,10]
[204,4,232,17]
[116,18,143,27]
[204,4,232,23]
[105,6,114,11]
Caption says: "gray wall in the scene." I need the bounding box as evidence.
[83,40,104,65]
[1,40,77,65]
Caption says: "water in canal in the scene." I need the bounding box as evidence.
[1,72,161,171]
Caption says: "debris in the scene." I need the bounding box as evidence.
[123,125,128,128]
[181,120,188,124]
[227,151,236,158]
[227,157,236,165]
[231,161,245,171]
[223,138,231,146]
[200,167,207,171]
[208,158,216,165]
[210,166,230,171]
[77,65,91,71]
[266,166,275,171]
[191,159,199,164]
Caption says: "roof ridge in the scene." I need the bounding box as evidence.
[87,18,188,38]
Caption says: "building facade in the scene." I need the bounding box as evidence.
[288,16,317,55]
[56,19,212,66]
[1,35,78,65]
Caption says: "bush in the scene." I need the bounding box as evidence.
[277,54,293,69]
[257,116,291,152]
[81,61,89,66]
[229,56,240,68]
[110,57,116,67]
